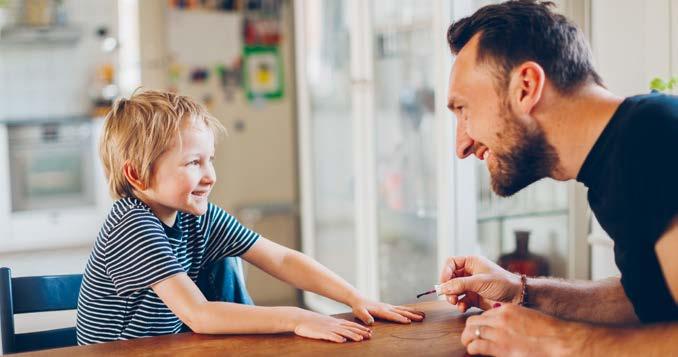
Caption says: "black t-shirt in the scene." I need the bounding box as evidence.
[577,93,678,323]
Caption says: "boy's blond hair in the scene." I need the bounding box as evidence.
[99,89,225,200]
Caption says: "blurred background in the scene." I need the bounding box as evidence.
[0,0,676,344]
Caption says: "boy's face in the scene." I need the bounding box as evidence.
[143,117,216,223]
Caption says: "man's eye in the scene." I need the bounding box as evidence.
[188,160,200,166]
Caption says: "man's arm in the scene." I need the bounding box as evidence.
[459,303,676,356]
[585,322,678,356]
[527,276,639,324]
[655,215,678,303]
[438,256,638,324]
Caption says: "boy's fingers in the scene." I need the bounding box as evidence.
[336,328,363,341]
[327,332,347,343]
[393,305,425,317]
[381,310,411,324]
[346,326,371,338]
[393,308,424,321]
[354,308,374,325]
[342,320,371,332]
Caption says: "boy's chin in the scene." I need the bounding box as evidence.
[184,203,209,216]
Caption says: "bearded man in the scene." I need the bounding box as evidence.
[437,1,678,355]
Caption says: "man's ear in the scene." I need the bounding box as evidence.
[123,161,146,192]
[508,61,545,116]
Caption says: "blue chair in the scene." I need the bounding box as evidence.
[0,267,83,354]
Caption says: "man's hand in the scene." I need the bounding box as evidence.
[461,304,587,356]
[439,256,522,311]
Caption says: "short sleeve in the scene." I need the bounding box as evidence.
[202,204,260,264]
[104,209,185,296]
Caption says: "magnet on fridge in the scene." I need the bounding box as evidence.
[243,45,283,101]
[190,67,210,83]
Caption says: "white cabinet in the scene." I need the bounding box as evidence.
[0,119,110,253]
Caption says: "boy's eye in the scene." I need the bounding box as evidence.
[187,160,200,166]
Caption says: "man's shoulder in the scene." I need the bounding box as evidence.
[621,93,678,131]
[615,93,678,155]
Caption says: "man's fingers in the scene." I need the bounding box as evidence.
[467,338,496,356]
[440,276,479,296]
[439,257,457,283]
[457,292,480,311]
[461,324,500,346]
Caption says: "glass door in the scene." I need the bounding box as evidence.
[370,0,439,304]
[296,0,358,312]
[297,0,476,312]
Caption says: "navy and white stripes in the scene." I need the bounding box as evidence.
[76,197,259,344]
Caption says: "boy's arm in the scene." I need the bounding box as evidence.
[152,272,296,334]
[241,238,425,324]
[152,272,371,342]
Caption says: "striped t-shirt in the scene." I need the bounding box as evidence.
[76,197,260,345]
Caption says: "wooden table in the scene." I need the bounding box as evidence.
[17,300,476,356]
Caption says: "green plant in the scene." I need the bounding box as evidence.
[650,76,678,92]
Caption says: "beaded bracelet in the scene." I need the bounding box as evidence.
[517,274,528,306]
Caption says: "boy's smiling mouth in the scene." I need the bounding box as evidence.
[191,190,210,198]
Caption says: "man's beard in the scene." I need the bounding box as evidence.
[488,103,559,197]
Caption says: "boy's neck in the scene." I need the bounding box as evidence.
[132,192,178,227]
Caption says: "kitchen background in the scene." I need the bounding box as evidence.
[0,0,676,352]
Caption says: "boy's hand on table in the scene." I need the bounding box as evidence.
[292,308,372,343]
[350,297,426,325]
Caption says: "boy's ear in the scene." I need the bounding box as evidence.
[123,161,146,191]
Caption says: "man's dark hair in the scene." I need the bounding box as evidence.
[447,0,603,94]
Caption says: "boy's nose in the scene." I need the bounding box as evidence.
[456,120,475,159]
[202,167,216,184]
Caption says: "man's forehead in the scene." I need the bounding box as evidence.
[448,56,472,105]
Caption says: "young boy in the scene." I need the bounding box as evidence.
[76,90,424,345]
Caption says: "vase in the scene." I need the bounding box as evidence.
[498,230,549,277]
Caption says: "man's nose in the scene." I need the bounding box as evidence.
[456,119,475,159]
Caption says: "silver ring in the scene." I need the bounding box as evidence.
[474,326,482,339]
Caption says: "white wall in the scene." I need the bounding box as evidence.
[0,2,117,350]
[589,0,677,279]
